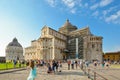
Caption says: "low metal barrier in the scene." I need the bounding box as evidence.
[82,65,108,80]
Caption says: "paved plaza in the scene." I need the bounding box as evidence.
[1,63,120,80]
[0,63,90,80]
[83,64,120,80]
[94,69,120,80]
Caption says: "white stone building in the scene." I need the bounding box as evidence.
[6,38,24,61]
[25,20,103,62]
[25,27,67,60]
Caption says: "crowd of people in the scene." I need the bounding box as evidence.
[26,60,63,80]
[67,59,114,70]
[67,60,88,70]
[26,59,119,80]
[93,60,111,69]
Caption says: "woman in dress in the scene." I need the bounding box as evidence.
[27,60,37,80]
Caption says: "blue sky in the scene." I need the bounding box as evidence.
[0,0,120,56]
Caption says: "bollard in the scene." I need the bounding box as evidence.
[94,72,96,80]
[84,66,86,74]
[83,65,86,75]
[88,69,90,78]
[6,62,8,70]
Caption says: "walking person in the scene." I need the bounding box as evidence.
[105,61,110,69]
[52,60,56,73]
[75,60,78,69]
[58,61,62,72]
[47,62,53,74]
[67,60,71,70]
[80,61,83,70]
[85,61,89,67]
[93,61,97,69]
[27,60,37,80]
[102,61,105,68]
[55,61,59,72]
[71,60,74,69]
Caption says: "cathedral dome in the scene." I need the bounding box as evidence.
[59,19,77,35]
[7,38,22,47]
[62,19,77,29]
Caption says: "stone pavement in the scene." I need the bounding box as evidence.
[94,68,120,80]
[0,68,26,74]
[84,64,120,80]
[0,63,90,80]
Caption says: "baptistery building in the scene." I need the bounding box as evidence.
[6,38,24,61]
[25,20,103,62]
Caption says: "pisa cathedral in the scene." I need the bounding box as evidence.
[25,20,103,62]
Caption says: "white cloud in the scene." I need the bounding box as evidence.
[102,6,117,16]
[45,0,120,24]
[62,0,81,14]
[90,3,99,10]
[100,0,113,7]
[103,10,107,16]
[46,0,83,14]
[92,11,99,17]
[46,0,56,7]
[70,8,76,14]
[76,0,82,7]
[90,0,114,10]
[105,10,120,24]
[62,0,75,8]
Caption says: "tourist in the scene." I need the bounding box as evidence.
[75,60,78,69]
[71,60,74,69]
[85,61,89,67]
[102,62,105,68]
[26,61,29,66]
[93,61,97,69]
[47,62,53,74]
[58,61,62,72]
[13,60,17,68]
[52,60,56,73]
[80,61,84,70]
[105,61,110,69]
[27,60,37,80]
[67,60,71,70]
[26,60,30,70]
[55,61,59,72]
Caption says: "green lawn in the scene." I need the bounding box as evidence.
[0,62,26,70]
[110,64,120,68]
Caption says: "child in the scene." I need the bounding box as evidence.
[27,61,37,80]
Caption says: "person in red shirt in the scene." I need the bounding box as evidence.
[67,60,71,70]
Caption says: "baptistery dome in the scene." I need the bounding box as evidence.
[6,38,24,61]
[7,38,22,47]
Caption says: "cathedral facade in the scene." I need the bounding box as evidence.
[25,20,103,62]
